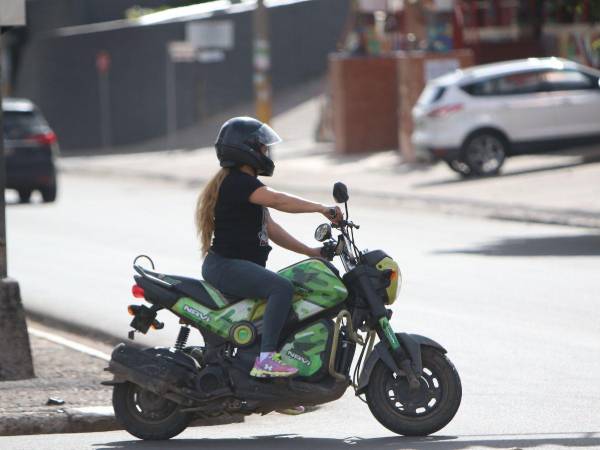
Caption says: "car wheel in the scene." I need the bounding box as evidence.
[40,184,57,203]
[461,132,507,176]
[17,189,32,203]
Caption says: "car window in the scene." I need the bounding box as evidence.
[540,70,596,91]
[3,110,48,139]
[417,85,446,106]
[462,71,544,96]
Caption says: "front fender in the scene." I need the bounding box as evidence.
[356,333,446,395]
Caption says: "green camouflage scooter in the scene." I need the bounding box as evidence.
[104,182,462,440]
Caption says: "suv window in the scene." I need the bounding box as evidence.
[3,110,48,139]
[417,85,446,105]
[540,70,596,91]
[462,71,544,96]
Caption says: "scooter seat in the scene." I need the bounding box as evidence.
[168,275,222,309]
[169,276,247,309]
[136,266,246,310]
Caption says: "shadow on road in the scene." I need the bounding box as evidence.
[414,148,600,189]
[434,234,600,257]
[94,433,600,450]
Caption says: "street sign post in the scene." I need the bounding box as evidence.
[165,42,196,148]
[0,0,34,381]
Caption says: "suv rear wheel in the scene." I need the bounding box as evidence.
[461,131,507,176]
[40,184,57,203]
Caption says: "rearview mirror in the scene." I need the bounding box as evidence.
[333,182,349,204]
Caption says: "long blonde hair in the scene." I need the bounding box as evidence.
[195,168,229,255]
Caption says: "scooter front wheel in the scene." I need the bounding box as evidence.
[113,382,192,440]
[366,347,461,436]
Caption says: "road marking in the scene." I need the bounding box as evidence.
[28,327,111,361]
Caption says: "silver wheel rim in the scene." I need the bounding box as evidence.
[466,135,504,173]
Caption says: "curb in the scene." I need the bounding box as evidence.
[0,406,245,437]
[60,164,600,231]
[0,407,119,437]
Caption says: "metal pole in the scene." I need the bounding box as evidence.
[253,0,272,123]
[165,46,176,149]
[0,33,8,278]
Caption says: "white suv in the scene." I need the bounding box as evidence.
[412,57,600,176]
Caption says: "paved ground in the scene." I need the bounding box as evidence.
[2,427,600,449]
[0,320,117,437]
[3,171,599,448]
[0,322,112,415]
[3,81,600,448]
[60,136,600,230]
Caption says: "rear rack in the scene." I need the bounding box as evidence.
[133,255,174,288]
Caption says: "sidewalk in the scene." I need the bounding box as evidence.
[1,320,244,436]
[60,140,600,230]
[0,320,116,436]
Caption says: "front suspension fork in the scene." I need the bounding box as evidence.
[377,316,421,390]
[349,266,422,390]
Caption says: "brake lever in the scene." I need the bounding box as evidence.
[332,220,360,230]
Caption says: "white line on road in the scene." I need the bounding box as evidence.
[28,327,111,361]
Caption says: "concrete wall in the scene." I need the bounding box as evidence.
[15,0,348,153]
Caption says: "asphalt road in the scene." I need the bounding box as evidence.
[3,173,600,449]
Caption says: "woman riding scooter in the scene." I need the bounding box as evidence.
[196,116,342,378]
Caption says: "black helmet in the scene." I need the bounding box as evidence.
[215,117,282,177]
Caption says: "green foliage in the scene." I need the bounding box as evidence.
[545,0,600,23]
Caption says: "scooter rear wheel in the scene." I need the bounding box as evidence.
[113,382,192,440]
[366,347,461,436]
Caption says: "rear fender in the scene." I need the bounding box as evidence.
[356,333,446,395]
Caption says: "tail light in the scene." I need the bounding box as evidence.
[427,104,463,118]
[132,285,145,298]
[30,131,57,146]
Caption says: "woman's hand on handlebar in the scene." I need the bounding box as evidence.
[321,205,343,224]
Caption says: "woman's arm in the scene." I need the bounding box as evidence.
[267,213,321,257]
[250,186,342,222]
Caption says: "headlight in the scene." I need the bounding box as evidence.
[375,257,400,305]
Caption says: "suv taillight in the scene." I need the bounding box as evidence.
[30,131,57,146]
[427,104,463,118]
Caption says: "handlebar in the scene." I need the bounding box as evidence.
[332,219,360,230]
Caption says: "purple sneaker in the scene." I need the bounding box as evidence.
[250,353,298,378]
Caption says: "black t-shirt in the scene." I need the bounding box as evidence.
[211,169,272,266]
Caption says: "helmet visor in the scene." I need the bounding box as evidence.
[251,123,282,147]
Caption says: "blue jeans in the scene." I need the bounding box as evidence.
[202,251,294,352]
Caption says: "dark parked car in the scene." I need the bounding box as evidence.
[3,98,58,202]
